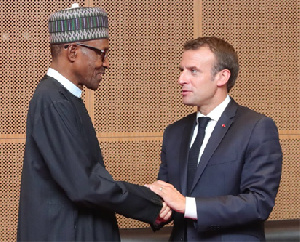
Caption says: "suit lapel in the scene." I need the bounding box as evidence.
[190,100,238,193]
[179,113,197,196]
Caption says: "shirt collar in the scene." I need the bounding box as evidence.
[47,68,82,98]
[196,95,231,123]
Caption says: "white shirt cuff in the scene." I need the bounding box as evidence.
[184,197,198,220]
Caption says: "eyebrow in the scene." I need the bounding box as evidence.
[179,65,200,71]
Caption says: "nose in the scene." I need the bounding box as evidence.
[103,56,109,69]
[178,70,187,86]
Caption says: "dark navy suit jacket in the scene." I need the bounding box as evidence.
[158,99,282,241]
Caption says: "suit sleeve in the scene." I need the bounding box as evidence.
[195,116,282,231]
[158,127,170,182]
[154,126,176,229]
[32,99,162,224]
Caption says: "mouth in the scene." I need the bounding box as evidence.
[95,73,103,84]
[181,90,191,96]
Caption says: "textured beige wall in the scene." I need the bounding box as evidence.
[0,0,299,240]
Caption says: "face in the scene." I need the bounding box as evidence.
[178,47,220,114]
[75,38,109,90]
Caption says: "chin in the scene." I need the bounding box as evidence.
[182,100,195,106]
[91,86,99,91]
[85,85,98,91]
[87,81,101,91]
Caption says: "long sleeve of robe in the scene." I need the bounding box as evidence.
[17,76,162,241]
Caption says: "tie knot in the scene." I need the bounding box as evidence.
[197,117,211,129]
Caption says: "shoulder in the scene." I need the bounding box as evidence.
[32,75,71,103]
[29,75,79,111]
[28,76,79,120]
[169,112,195,126]
[238,105,275,125]
[231,101,279,137]
[237,105,265,120]
[164,112,196,134]
[230,98,274,125]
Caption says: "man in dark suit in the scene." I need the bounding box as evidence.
[147,37,282,241]
[17,4,171,241]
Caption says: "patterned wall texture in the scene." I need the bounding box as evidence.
[94,0,195,133]
[0,0,299,241]
[201,0,300,220]
[93,0,195,229]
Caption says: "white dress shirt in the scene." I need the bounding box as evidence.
[47,68,82,98]
[184,95,231,220]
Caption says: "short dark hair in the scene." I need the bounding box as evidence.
[50,44,64,60]
[183,37,239,92]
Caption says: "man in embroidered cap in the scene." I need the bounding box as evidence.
[17,4,171,241]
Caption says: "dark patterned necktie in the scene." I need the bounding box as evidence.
[187,117,210,194]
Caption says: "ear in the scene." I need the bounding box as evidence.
[216,69,230,87]
[65,45,78,62]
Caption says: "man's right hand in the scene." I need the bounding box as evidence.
[146,180,186,214]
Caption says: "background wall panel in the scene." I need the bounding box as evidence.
[201,0,300,220]
[269,138,300,219]
[93,0,194,228]
[93,0,194,133]
[201,0,299,130]
[0,0,299,241]
[100,139,163,228]
[0,0,86,135]
[0,141,24,241]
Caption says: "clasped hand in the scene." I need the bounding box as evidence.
[147,180,186,217]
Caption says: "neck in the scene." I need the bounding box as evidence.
[50,62,80,89]
[197,92,228,115]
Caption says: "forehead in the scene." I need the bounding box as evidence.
[180,47,215,67]
[86,38,109,49]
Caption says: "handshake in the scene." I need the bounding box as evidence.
[145,180,186,225]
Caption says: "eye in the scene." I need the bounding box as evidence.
[191,69,197,74]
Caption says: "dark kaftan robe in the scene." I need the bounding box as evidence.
[17,76,162,241]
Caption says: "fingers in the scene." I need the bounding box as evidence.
[159,202,172,220]
[146,180,174,189]
[149,184,163,196]
[146,181,186,214]
[156,180,168,185]
[156,180,175,189]
[146,181,178,204]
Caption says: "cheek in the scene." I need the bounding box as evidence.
[191,78,205,92]
[192,78,214,96]
[86,62,96,75]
